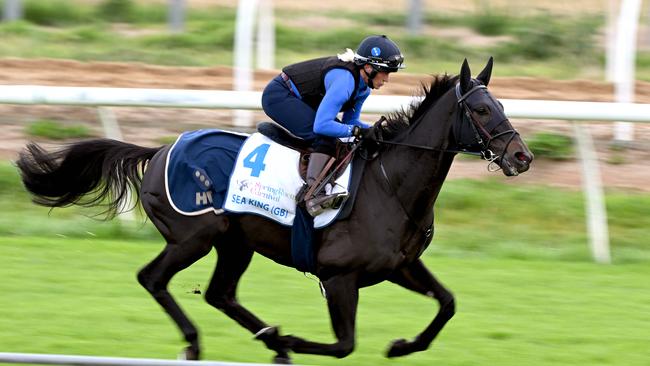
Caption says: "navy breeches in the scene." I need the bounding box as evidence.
[262,75,336,155]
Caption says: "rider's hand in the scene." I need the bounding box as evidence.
[374,116,388,129]
[352,126,376,141]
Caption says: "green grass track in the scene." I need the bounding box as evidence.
[1,236,649,366]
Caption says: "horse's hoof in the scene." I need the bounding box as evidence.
[178,346,200,360]
[255,326,294,359]
[273,354,293,364]
[386,338,412,358]
[254,326,280,341]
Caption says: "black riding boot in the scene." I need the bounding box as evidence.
[304,152,344,216]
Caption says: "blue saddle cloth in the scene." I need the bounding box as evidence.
[167,129,246,214]
[166,128,317,273]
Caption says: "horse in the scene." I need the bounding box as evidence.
[16,58,533,364]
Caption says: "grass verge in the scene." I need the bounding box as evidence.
[25,119,94,140]
[0,236,648,365]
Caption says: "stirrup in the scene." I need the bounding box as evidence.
[330,192,349,210]
[305,192,349,217]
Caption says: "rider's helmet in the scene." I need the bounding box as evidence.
[354,35,405,73]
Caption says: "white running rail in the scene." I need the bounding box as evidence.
[0,352,296,366]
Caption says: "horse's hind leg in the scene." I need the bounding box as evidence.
[137,238,213,360]
[385,258,455,358]
[137,145,224,359]
[204,238,292,363]
[137,204,227,359]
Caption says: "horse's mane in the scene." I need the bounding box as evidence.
[382,74,459,138]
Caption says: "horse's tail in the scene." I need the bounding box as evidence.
[16,139,163,219]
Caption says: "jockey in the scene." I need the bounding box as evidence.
[261,35,405,216]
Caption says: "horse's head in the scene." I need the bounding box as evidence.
[453,58,533,176]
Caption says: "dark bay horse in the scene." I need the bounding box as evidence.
[16,58,532,363]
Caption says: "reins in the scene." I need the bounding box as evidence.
[371,137,484,157]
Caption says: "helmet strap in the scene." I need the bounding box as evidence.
[364,65,379,89]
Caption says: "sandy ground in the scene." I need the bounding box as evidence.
[114,0,607,14]
[0,58,648,192]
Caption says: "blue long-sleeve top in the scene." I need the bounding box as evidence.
[289,68,371,138]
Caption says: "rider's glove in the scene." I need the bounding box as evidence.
[352,126,376,141]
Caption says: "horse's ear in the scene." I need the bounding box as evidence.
[460,58,471,93]
[477,56,494,86]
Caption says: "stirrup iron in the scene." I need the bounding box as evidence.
[305,191,349,216]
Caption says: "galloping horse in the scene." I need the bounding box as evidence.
[17,58,533,363]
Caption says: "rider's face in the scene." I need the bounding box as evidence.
[363,65,390,89]
[372,71,390,89]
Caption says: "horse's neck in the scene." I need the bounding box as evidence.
[382,92,458,221]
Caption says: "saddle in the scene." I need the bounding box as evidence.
[257,122,356,195]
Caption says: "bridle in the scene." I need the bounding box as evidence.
[453,83,519,171]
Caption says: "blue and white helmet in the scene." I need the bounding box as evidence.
[354,35,405,72]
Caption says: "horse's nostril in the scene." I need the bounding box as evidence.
[515,151,532,164]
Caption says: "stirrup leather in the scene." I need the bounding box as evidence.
[301,152,351,216]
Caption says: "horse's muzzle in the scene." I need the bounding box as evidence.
[501,150,533,176]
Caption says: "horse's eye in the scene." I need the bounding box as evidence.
[476,107,489,115]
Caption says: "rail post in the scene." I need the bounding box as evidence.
[572,122,611,264]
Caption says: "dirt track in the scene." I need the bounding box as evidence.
[135,0,606,14]
[1,59,648,191]
[0,58,640,101]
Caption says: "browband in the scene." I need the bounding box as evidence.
[455,83,487,103]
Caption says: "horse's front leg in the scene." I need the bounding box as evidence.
[257,271,360,359]
[386,259,455,358]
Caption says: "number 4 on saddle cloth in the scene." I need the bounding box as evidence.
[165,125,359,230]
